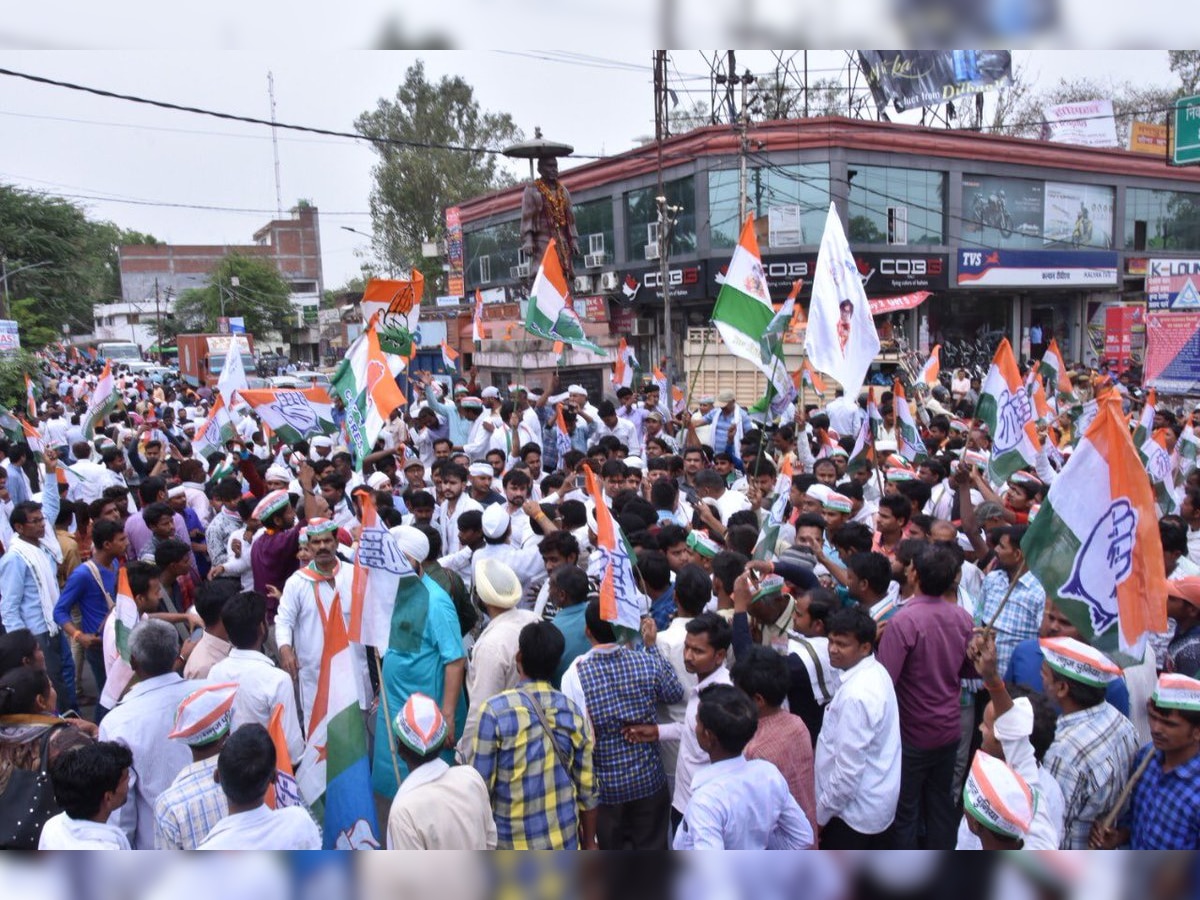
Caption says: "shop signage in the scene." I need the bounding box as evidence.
[1145,311,1200,393]
[622,262,708,302]
[714,252,949,299]
[956,248,1119,288]
[1147,258,1200,310]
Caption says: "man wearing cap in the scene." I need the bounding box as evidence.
[249,462,322,612]
[412,372,475,448]
[460,558,541,751]
[961,751,1036,850]
[463,387,503,461]
[1091,673,1200,850]
[386,693,496,849]
[702,390,752,459]
[1040,635,1138,849]
[473,502,558,591]
[309,435,334,461]
[154,683,236,849]
[1167,576,1200,678]
[467,462,504,508]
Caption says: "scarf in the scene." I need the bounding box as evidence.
[8,537,60,636]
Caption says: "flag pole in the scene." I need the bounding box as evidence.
[373,652,404,793]
[682,327,711,413]
[982,563,1028,635]
[1099,748,1155,831]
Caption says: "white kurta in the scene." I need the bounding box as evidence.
[273,564,371,731]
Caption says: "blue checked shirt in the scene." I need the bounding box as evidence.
[976,569,1046,678]
[467,681,597,849]
[153,757,228,850]
[576,644,685,805]
[1044,701,1138,849]
[1124,744,1200,849]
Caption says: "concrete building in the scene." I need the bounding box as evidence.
[92,298,177,352]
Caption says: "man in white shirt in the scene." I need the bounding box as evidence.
[693,469,750,525]
[40,740,133,850]
[432,463,483,556]
[823,390,864,438]
[199,724,322,850]
[208,590,305,764]
[674,684,812,849]
[814,606,901,849]
[654,565,708,792]
[586,400,641,458]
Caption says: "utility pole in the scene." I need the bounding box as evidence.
[268,71,284,218]
[654,50,674,388]
[154,279,163,363]
[738,68,751,226]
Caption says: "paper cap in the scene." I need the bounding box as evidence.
[687,530,720,559]
[392,692,447,755]
[1039,636,1122,688]
[252,489,291,523]
[963,751,1036,840]
[1153,673,1200,712]
[481,504,511,540]
[468,462,494,478]
[168,683,238,746]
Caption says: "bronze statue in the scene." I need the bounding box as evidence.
[520,156,578,283]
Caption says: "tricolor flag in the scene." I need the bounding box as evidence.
[583,465,645,634]
[754,455,794,561]
[711,215,793,405]
[1022,399,1168,659]
[237,388,339,445]
[24,374,37,419]
[348,491,408,656]
[361,272,425,358]
[613,337,638,389]
[554,403,572,462]
[216,336,249,409]
[1026,372,1053,426]
[847,389,876,474]
[976,339,1041,483]
[804,202,881,401]
[440,341,460,373]
[815,426,839,459]
[1133,390,1180,516]
[892,380,928,463]
[1038,338,1075,409]
[20,419,44,462]
[193,393,238,460]
[296,590,380,849]
[1178,413,1200,478]
[471,289,487,343]
[918,345,941,388]
[330,325,408,470]
[800,359,826,396]
[109,566,139,699]
[525,240,604,355]
[265,703,302,809]
[82,360,116,439]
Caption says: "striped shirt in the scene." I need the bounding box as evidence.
[153,757,228,850]
[975,569,1046,677]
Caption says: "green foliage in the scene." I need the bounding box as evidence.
[355,60,522,285]
[9,297,60,349]
[0,349,42,411]
[172,253,294,337]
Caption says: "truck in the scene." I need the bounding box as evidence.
[177,333,257,388]
[95,341,143,362]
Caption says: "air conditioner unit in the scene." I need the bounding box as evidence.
[509,263,530,279]
[588,233,605,255]
[644,243,660,261]
[887,206,909,246]
[598,272,620,291]
[573,275,593,294]
[584,252,606,269]
[629,320,655,337]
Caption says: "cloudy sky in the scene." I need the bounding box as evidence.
[0,49,1179,294]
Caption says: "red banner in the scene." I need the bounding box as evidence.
[868,291,932,316]
[1104,306,1135,373]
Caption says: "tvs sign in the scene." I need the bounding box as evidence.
[717,252,948,297]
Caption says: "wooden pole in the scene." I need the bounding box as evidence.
[1100,748,1155,831]
[682,327,711,413]
[373,651,404,793]
[983,563,1027,634]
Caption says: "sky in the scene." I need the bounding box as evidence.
[0,49,1180,296]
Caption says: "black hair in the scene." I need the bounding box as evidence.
[502,469,532,489]
[685,611,733,652]
[216,724,277,806]
[995,525,1029,551]
[913,542,961,597]
[537,531,580,563]
[711,550,749,596]
[600,459,627,480]
[724,525,758,557]
[637,550,672,592]
[696,684,759,755]
[896,480,932,509]
[878,493,912,524]
[194,578,239,628]
[220,591,268,649]
[457,509,483,534]
[1047,668,1107,709]
[518,622,566,682]
[49,741,133,821]
[1161,521,1188,557]
[441,462,469,482]
[154,538,191,569]
[584,598,617,644]
[1007,685,1059,764]
[0,665,51,714]
[730,645,791,708]
[650,479,678,511]
[143,502,174,528]
[694,469,725,492]
[656,523,688,550]
[0,628,38,679]
[826,606,877,646]
[801,588,836,627]
[846,552,892,596]
[675,564,713,617]
[139,476,166,505]
[796,512,826,532]
[9,501,43,528]
[550,564,590,608]
[830,522,873,554]
[560,500,587,530]
[213,478,242,503]
[519,443,541,462]
[91,518,124,552]
[125,560,161,598]
[838,481,864,502]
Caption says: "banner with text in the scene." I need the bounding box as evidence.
[1145,311,1200,394]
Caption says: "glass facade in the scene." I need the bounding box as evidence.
[1124,187,1200,250]
[961,174,1115,249]
[625,175,696,262]
[709,163,830,249]
[464,220,521,289]
[572,198,615,267]
[846,165,946,245]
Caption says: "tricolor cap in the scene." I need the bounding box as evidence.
[752,574,786,605]
[468,462,494,478]
[460,396,483,410]
[885,454,912,470]
[252,489,292,522]
[1039,636,1122,688]
[886,469,916,483]
[805,484,833,503]
[1153,673,1200,712]
[829,447,849,459]
[687,530,721,559]
[1009,471,1044,491]
[823,493,853,514]
[453,383,469,395]
[304,517,338,537]
[481,386,501,399]
[964,450,990,469]
[168,683,238,746]
[265,465,292,485]
[962,751,1036,840]
[950,418,971,434]
[1168,576,1200,609]
[298,526,309,546]
[392,692,447,755]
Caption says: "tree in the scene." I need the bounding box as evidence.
[356,61,522,285]
[1170,51,1200,97]
[0,349,41,412]
[172,254,293,338]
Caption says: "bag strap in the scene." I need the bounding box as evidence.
[85,561,116,613]
[516,690,573,777]
[792,637,831,704]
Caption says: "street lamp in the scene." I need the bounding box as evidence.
[0,257,53,319]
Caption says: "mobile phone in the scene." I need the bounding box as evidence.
[575,475,585,489]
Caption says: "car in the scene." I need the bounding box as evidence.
[269,371,331,390]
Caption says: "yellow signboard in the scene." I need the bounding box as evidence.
[1129,120,1169,156]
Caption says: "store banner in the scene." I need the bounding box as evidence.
[1146,259,1200,310]
[1104,306,1135,372]
[1043,182,1114,248]
[868,291,932,316]
[0,320,19,353]
[962,175,1114,249]
[962,174,1045,242]
[1129,121,1170,156]
[858,51,1012,112]
[1145,311,1200,394]
[957,248,1119,288]
[1041,99,1119,148]
[622,262,708,302]
[715,252,948,298]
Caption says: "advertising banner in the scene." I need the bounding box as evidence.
[962,174,1044,245]
[1145,311,1200,393]
[1130,121,1169,156]
[1043,182,1115,248]
[1041,99,1119,148]
[714,252,948,299]
[445,206,465,298]
[573,296,610,323]
[858,51,1012,112]
[957,248,1119,288]
[1104,306,1135,372]
[1146,259,1200,310]
[0,320,19,353]
[868,291,932,316]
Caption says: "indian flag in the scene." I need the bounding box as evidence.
[1038,338,1075,409]
[361,272,424,358]
[296,590,380,849]
[348,491,407,656]
[265,703,302,809]
[800,359,826,396]
[1028,372,1052,425]
[20,419,43,462]
[83,360,116,439]
[472,288,487,343]
[583,465,644,634]
[712,215,792,403]
[441,341,460,373]
[24,374,37,419]
[108,566,139,698]
[1178,413,1200,478]
[976,339,1041,483]
[331,326,407,470]
[238,388,339,445]
[918,345,941,387]
[892,379,928,463]
[613,337,637,389]
[554,403,572,461]
[1133,390,1180,515]
[754,455,793,560]
[1022,399,1168,659]
[815,426,839,459]
[193,393,237,460]
[525,240,604,355]
[847,390,875,474]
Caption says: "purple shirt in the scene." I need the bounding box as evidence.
[124,510,197,573]
[251,525,302,619]
[876,594,974,750]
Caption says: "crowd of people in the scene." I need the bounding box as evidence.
[0,350,1198,851]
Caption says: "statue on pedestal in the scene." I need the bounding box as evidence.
[520,154,578,284]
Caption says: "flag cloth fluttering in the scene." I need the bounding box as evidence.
[583,466,645,635]
[918,345,941,387]
[1133,389,1181,516]
[441,340,460,373]
[192,393,237,460]
[847,388,877,474]
[525,240,605,355]
[82,360,116,440]
[237,388,339,445]
[330,324,407,470]
[613,337,638,389]
[554,403,572,460]
[754,456,794,560]
[24,374,37,419]
[361,272,425,357]
[265,703,302,810]
[348,491,408,656]
[472,289,487,343]
[975,339,1041,483]
[216,337,249,409]
[892,380,928,463]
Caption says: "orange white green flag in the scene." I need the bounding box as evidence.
[892,379,928,463]
[975,338,1041,482]
[471,289,487,344]
[361,272,424,357]
[583,465,645,635]
[1022,399,1168,659]
[753,455,793,560]
[82,360,115,439]
[1038,337,1075,409]
[613,337,637,389]
[24,374,37,419]
[348,491,407,655]
[525,239,604,354]
[237,387,338,444]
[1133,389,1180,515]
[918,345,941,387]
[330,323,407,470]
[554,403,572,460]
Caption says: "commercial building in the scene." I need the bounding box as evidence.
[448,116,1200,399]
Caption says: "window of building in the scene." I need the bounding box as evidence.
[464,219,521,289]
[625,175,696,262]
[847,166,946,245]
[1124,188,1200,250]
[573,199,615,268]
[961,175,1115,250]
[709,163,830,250]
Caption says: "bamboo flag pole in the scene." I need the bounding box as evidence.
[373,652,404,792]
[983,563,1028,635]
[682,327,711,413]
[1100,749,1156,831]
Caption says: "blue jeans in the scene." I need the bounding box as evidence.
[36,631,75,713]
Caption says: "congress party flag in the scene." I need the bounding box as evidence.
[583,465,645,635]
[1178,413,1200,479]
[525,239,604,355]
[331,325,407,470]
[804,203,881,401]
[24,374,37,419]
[554,403,572,461]
[471,288,487,344]
[82,360,116,439]
[613,337,638,389]
[348,491,409,656]
[754,455,794,561]
[238,387,339,445]
[192,393,237,460]
[265,703,302,810]
[20,419,43,462]
[918,345,941,387]
[800,358,826,396]
[441,340,460,373]
[1022,400,1168,659]
[892,379,928,463]
[1133,390,1180,516]
[847,389,876,474]
[1038,338,1075,409]
[361,272,424,357]
[975,339,1041,483]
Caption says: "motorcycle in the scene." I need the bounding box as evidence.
[972,193,1014,238]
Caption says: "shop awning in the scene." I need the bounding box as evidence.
[869,291,932,316]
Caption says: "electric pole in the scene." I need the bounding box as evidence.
[654,50,674,389]
[737,67,755,226]
[154,279,162,362]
